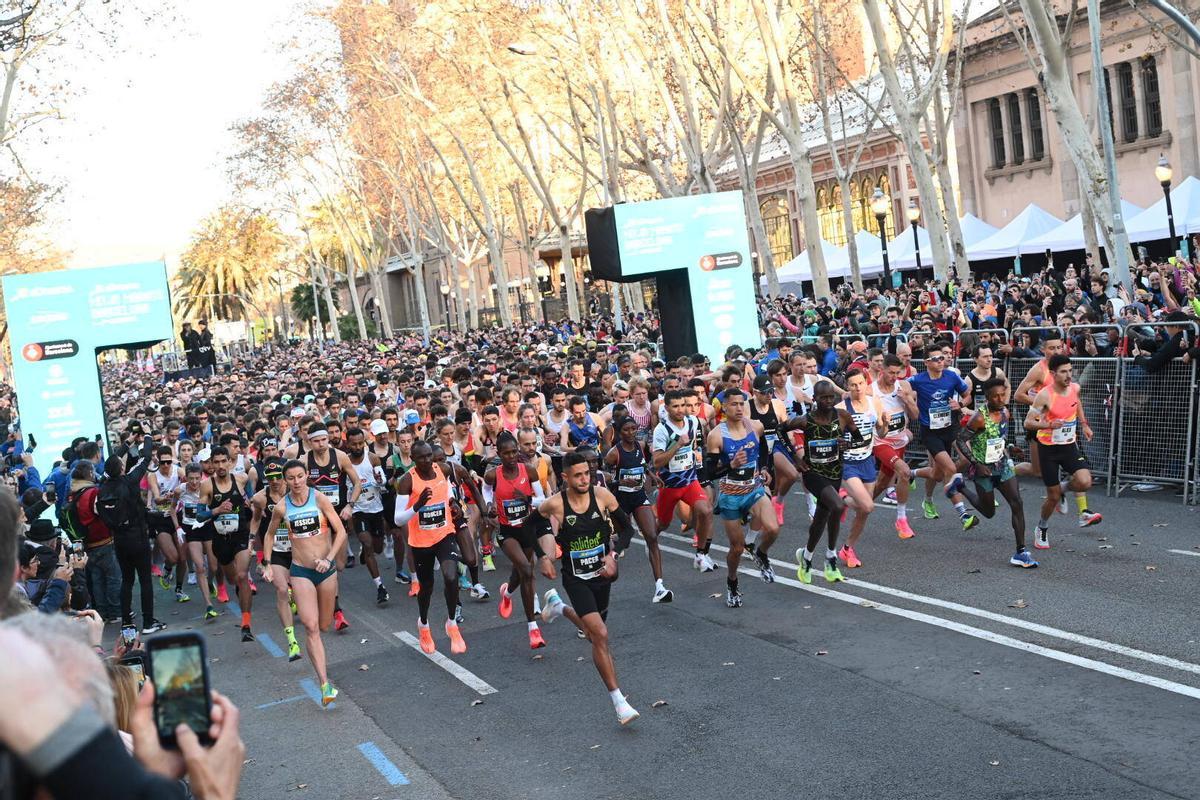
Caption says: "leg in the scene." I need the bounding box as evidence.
[960,478,997,519]
[996,477,1027,551]
[232,547,253,616]
[841,477,875,550]
[357,530,381,581]
[413,545,438,624]
[291,577,327,685]
[581,611,618,690]
[269,562,294,629]
[499,536,535,621]
[117,543,136,625]
[188,541,213,605]
[133,543,155,627]
[772,451,798,499]
[722,517,745,574]
[634,505,663,581]
[748,495,780,554]
[439,543,460,619]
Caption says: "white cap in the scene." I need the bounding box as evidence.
[196,447,212,462]
[369,419,389,436]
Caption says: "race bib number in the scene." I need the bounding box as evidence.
[291,513,321,539]
[502,497,529,524]
[359,484,379,504]
[766,433,779,451]
[213,513,240,535]
[668,446,693,473]
[1051,421,1077,445]
[418,503,447,530]
[985,437,1005,464]
[272,528,292,552]
[619,466,644,492]
[569,542,605,580]
[808,438,838,465]
[316,484,340,500]
[930,407,951,430]
[887,412,906,434]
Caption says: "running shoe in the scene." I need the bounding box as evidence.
[806,494,818,520]
[408,579,420,598]
[1057,493,1068,515]
[498,583,513,619]
[823,558,845,583]
[395,569,412,585]
[533,592,541,616]
[158,573,171,591]
[796,549,813,585]
[529,627,546,649]
[576,628,587,640]
[142,619,167,635]
[204,607,218,622]
[541,588,566,623]
[151,564,164,579]
[249,578,257,596]
[725,586,743,608]
[837,545,862,569]
[471,583,490,601]
[1078,510,1102,528]
[187,572,197,586]
[944,474,965,500]
[838,488,848,522]
[961,514,980,531]
[1033,526,1050,550]
[1009,549,1039,568]
[417,623,436,653]
[321,682,338,706]
[652,584,674,603]
[772,497,785,525]
[346,554,356,569]
[879,487,897,506]
[175,590,190,603]
[615,698,640,726]
[334,610,350,632]
[895,518,916,539]
[458,571,472,591]
[482,554,496,572]
[922,499,939,519]
[755,551,775,583]
[376,584,390,605]
[445,620,467,654]
[693,552,717,572]
[215,584,229,604]
[384,539,394,561]
[240,625,254,642]
[455,604,464,625]
[743,539,757,559]
[287,640,302,661]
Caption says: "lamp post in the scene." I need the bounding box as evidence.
[1156,154,1177,255]
[870,187,892,289]
[907,200,922,282]
[439,283,453,332]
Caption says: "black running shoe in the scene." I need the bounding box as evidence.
[241,625,255,642]
[377,584,390,605]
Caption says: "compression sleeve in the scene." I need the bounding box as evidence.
[394,495,415,525]
[481,482,495,505]
[530,480,546,510]
[704,451,727,482]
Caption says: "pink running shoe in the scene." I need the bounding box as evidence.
[837,545,862,569]
[895,518,916,540]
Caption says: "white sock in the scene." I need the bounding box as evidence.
[1059,479,1070,495]
[527,621,538,632]
[826,548,837,561]
[502,585,512,598]
[418,618,429,629]
[610,689,626,707]
[373,576,382,587]
[802,548,814,562]
[896,504,907,520]
[446,618,458,628]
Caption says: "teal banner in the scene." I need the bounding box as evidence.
[612,191,762,362]
[3,262,174,475]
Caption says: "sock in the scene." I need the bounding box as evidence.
[502,585,513,599]
[1075,493,1088,513]
[468,564,480,584]
[241,611,251,628]
[727,577,738,591]
[896,504,907,520]
[954,501,967,518]
[334,597,342,613]
[825,548,837,561]
[1059,479,1070,496]
[1038,517,1049,529]
[802,548,814,563]
[700,540,711,554]
[655,578,665,590]
[418,618,429,628]
[284,624,295,637]
[610,689,626,707]
[373,576,383,587]
[446,618,458,628]
[527,621,539,632]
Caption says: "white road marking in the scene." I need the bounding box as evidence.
[656,532,1200,679]
[1168,549,1200,558]
[645,539,1200,701]
[395,632,498,696]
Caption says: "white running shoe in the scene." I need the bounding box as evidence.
[1056,494,1068,515]
[384,540,395,561]
[879,487,897,506]
[533,592,542,616]
[806,495,818,519]
[615,699,640,726]
[186,572,197,586]
[652,585,674,603]
[1034,527,1050,550]
[1078,510,1102,528]
[693,553,717,572]
[540,589,565,623]
[470,583,490,601]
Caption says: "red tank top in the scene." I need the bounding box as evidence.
[495,462,533,527]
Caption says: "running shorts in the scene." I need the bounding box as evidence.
[412,535,461,585]
[562,575,611,620]
[972,458,1016,493]
[655,481,707,528]
[873,443,907,474]
[496,520,538,552]
[802,471,841,497]
[147,513,174,538]
[353,511,386,538]
[184,524,213,544]
[716,486,767,521]
[616,490,651,515]
[1037,443,1088,486]
[842,458,878,483]
[269,549,293,570]
[212,531,249,566]
[920,424,957,456]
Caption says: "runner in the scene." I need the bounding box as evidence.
[394,440,468,654]
[197,445,255,641]
[909,351,980,530]
[835,370,888,569]
[793,381,852,584]
[604,416,672,602]
[430,444,489,603]
[1024,354,1101,550]
[964,343,1007,409]
[264,459,348,705]
[250,457,302,660]
[750,373,800,526]
[870,354,919,539]
[651,389,716,572]
[145,445,188,602]
[304,423,363,630]
[954,379,1038,567]
[179,462,219,622]
[536,451,640,725]
[344,426,390,605]
[483,431,548,649]
[705,388,783,606]
[566,395,605,450]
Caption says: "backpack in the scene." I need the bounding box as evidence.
[67,486,110,542]
[95,480,133,532]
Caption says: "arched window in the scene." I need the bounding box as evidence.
[860,177,874,235]
[850,180,864,235]
[759,194,794,267]
[830,184,846,246]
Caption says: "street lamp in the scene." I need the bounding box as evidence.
[439,283,453,332]
[1156,154,1177,254]
[907,199,922,283]
[870,187,892,289]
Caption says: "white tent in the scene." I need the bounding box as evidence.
[762,238,847,288]
[966,204,1064,260]
[826,230,884,277]
[873,224,934,272]
[959,213,1001,248]
[1124,175,1200,242]
[1019,199,1144,254]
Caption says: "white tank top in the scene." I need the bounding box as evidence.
[351,452,385,514]
[148,467,180,513]
[872,379,912,448]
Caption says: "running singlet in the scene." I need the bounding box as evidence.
[284,489,323,539]
[627,402,653,444]
[544,411,569,448]
[307,451,347,508]
[1036,383,1081,446]
[407,464,454,547]
[841,398,876,463]
[351,453,385,514]
[802,416,842,480]
[873,379,912,448]
[908,371,969,429]
[750,398,783,452]
[179,488,205,530]
[970,365,999,407]
[556,488,612,581]
[260,491,290,552]
[494,462,534,527]
[614,442,647,492]
[567,415,600,449]
[148,468,180,515]
[652,417,699,488]
[209,478,247,536]
[718,423,759,496]
[970,410,1010,467]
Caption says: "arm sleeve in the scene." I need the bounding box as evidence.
[481,481,495,505]
[530,480,547,510]
[394,495,414,526]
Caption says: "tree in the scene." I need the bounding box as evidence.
[291,282,339,329]
[174,206,286,323]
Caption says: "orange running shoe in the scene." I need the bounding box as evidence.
[215,584,229,604]
[837,545,862,569]
[895,518,916,539]
[498,583,513,619]
[445,620,467,654]
[529,626,546,649]
[408,579,420,598]
[417,623,435,654]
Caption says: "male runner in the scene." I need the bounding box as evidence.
[793,382,854,584]
[198,446,255,641]
[345,427,390,605]
[604,416,671,602]
[836,370,888,569]
[964,344,1007,409]
[146,445,188,602]
[909,351,979,529]
[179,462,218,622]
[870,354,919,539]
[750,374,800,525]
[652,389,716,572]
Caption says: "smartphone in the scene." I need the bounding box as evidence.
[120,652,147,687]
[71,541,83,557]
[120,626,139,649]
[146,632,213,748]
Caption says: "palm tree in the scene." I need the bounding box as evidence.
[174,206,286,323]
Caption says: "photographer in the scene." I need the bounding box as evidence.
[103,437,165,635]
[14,541,74,614]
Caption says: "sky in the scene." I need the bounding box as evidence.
[25,1,305,270]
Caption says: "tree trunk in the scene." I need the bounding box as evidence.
[320,265,342,343]
[839,173,862,292]
[558,224,582,321]
[465,259,480,329]
[786,138,831,300]
[344,254,369,339]
[928,91,971,276]
[413,259,432,338]
[1079,192,1105,270]
[369,261,393,337]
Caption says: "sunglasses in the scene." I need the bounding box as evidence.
[265,472,283,480]
[927,355,946,362]
[159,459,174,465]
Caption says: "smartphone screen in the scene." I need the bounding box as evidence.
[147,634,212,747]
[120,655,146,687]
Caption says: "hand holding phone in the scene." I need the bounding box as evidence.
[147,632,213,748]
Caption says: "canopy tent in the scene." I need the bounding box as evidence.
[826,230,884,277]
[958,213,1001,248]
[966,204,1063,260]
[1020,199,1144,254]
[871,224,933,272]
[1124,175,1200,242]
[762,238,847,288]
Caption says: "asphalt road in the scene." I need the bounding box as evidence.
[144,480,1200,800]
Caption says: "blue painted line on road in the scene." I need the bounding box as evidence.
[357,742,410,786]
[255,695,306,710]
[224,598,242,615]
[299,677,334,708]
[257,632,284,658]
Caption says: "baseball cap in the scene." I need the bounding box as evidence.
[404,409,421,426]
[752,374,773,393]
[369,418,390,436]
[262,457,285,479]
[848,340,868,354]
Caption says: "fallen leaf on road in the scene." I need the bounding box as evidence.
[576,656,584,662]
[210,658,220,664]
[722,661,735,666]
[532,654,543,661]
[358,664,369,671]
[858,600,879,608]
[709,593,721,599]
[816,650,829,656]
[967,569,981,574]
[1132,542,1141,546]
[1153,523,1168,528]
[973,670,982,675]
[360,638,368,644]
[652,700,668,708]
[803,605,811,609]
[1008,599,1028,609]
[211,630,225,636]
[1099,545,1113,550]
[989,761,1000,767]
[471,699,484,706]
[772,677,781,680]
[1145,565,1158,571]
[590,744,601,750]
[1098,537,1108,541]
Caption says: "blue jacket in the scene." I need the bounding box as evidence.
[820,348,838,377]
[50,463,77,511]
